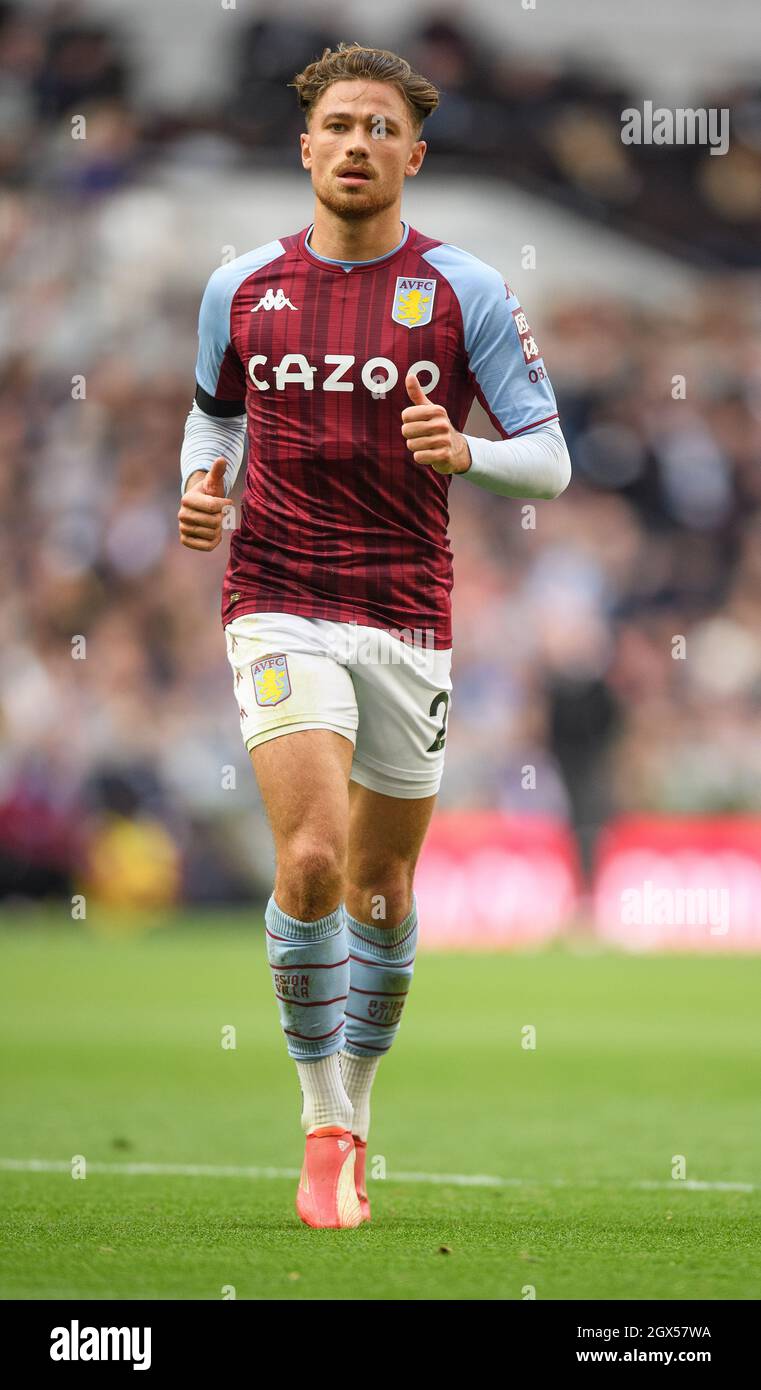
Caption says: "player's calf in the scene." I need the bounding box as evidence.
[265,894,362,1227]
[339,894,419,1220]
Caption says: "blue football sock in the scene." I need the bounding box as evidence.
[264,895,349,1061]
[343,895,418,1057]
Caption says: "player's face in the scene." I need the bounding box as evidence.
[301,80,426,220]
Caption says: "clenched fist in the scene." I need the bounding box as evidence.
[401,373,471,475]
[178,458,233,551]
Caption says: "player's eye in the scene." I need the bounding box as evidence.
[328,122,346,131]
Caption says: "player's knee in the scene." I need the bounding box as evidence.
[279,838,345,918]
[346,860,414,926]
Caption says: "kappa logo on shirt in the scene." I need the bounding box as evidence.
[252,288,299,312]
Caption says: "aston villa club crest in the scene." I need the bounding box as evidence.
[252,653,291,706]
[391,277,437,329]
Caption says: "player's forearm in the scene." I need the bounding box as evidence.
[460,420,572,500]
[180,401,247,496]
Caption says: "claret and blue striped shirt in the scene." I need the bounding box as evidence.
[194,221,559,647]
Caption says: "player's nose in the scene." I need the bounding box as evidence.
[345,131,372,157]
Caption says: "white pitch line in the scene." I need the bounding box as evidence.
[0,1159,755,1193]
[636,1178,755,1193]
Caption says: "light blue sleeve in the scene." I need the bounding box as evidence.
[195,265,236,398]
[422,244,558,438]
[194,240,286,399]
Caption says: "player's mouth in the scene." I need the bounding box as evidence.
[337,168,372,184]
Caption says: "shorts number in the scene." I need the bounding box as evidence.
[426,690,450,753]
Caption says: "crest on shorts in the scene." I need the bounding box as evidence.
[391,276,436,329]
[252,653,291,706]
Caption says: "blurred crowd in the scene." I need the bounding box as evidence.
[1,2,761,904]
[1,3,760,264]
[447,286,761,868]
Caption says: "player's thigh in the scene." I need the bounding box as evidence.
[349,633,453,801]
[348,780,437,879]
[251,728,354,858]
[225,611,358,852]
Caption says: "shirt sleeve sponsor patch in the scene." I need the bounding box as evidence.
[512,306,542,365]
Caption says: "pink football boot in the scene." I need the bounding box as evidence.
[296,1126,362,1229]
[353,1137,371,1222]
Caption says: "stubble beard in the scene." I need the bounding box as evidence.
[315,174,400,222]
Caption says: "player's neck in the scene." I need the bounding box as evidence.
[308,209,405,263]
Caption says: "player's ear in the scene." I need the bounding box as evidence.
[405,140,426,177]
[300,131,312,169]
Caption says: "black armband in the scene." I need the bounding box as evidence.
[194,382,246,417]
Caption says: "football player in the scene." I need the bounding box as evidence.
[179,42,571,1228]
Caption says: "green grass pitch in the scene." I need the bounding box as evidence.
[1,916,759,1301]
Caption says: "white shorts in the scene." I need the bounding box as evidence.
[224,611,453,799]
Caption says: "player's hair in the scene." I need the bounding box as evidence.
[290,42,439,137]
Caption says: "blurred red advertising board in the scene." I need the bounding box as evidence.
[593,817,761,950]
[415,812,581,947]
